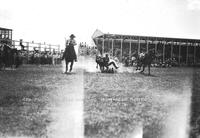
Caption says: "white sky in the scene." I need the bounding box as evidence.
[0,0,200,49]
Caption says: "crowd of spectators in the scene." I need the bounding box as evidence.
[18,50,62,65]
[122,55,179,68]
[78,44,97,56]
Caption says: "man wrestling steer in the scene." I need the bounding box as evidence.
[96,54,119,73]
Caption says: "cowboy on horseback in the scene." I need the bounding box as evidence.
[62,34,77,73]
[139,51,145,59]
[0,43,21,70]
[136,51,145,70]
[136,49,155,75]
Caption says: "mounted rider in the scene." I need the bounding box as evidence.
[136,51,146,70]
[139,51,145,60]
[62,34,77,73]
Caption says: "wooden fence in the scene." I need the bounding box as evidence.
[12,39,60,53]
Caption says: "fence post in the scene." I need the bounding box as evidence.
[186,42,189,65]
[27,42,29,64]
[12,40,15,48]
[49,44,51,52]
[171,42,173,59]
[121,39,123,61]
[129,40,132,58]
[138,37,140,54]
[179,43,181,66]
[39,43,41,53]
[58,45,60,52]
[112,39,114,57]
[194,43,196,65]
[102,39,104,55]
[163,42,166,63]
[155,40,157,54]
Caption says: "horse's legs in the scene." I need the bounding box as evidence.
[136,63,139,70]
[141,65,145,73]
[139,65,141,70]
[136,61,142,70]
[69,61,74,72]
[65,61,69,73]
[137,64,141,70]
[148,64,150,75]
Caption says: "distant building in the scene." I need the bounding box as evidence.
[92,29,200,66]
[0,27,12,45]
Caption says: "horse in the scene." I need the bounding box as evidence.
[62,44,77,73]
[135,50,156,75]
[0,44,21,70]
[96,55,106,72]
[130,52,144,71]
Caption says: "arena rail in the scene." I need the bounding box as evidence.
[9,39,62,65]
[12,39,60,53]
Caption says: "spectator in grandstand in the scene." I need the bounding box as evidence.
[30,52,34,64]
[47,52,52,65]
[19,39,25,51]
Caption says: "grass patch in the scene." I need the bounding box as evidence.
[0,65,66,137]
[84,67,194,138]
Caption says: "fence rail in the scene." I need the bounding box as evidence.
[12,39,61,53]
[0,39,62,65]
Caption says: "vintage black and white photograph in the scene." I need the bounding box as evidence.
[0,0,200,138]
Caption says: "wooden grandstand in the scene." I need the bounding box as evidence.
[0,27,13,45]
[92,29,200,66]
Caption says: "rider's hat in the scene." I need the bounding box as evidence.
[70,34,75,38]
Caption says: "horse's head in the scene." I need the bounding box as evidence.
[148,49,156,59]
[0,44,11,54]
[11,48,18,55]
[3,44,12,50]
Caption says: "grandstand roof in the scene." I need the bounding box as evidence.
[93,29,200,43]
[0,27,12,31]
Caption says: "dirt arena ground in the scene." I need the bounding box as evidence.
[84,67,196,138]
[0,64,83,138]
[0,58,200,138]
